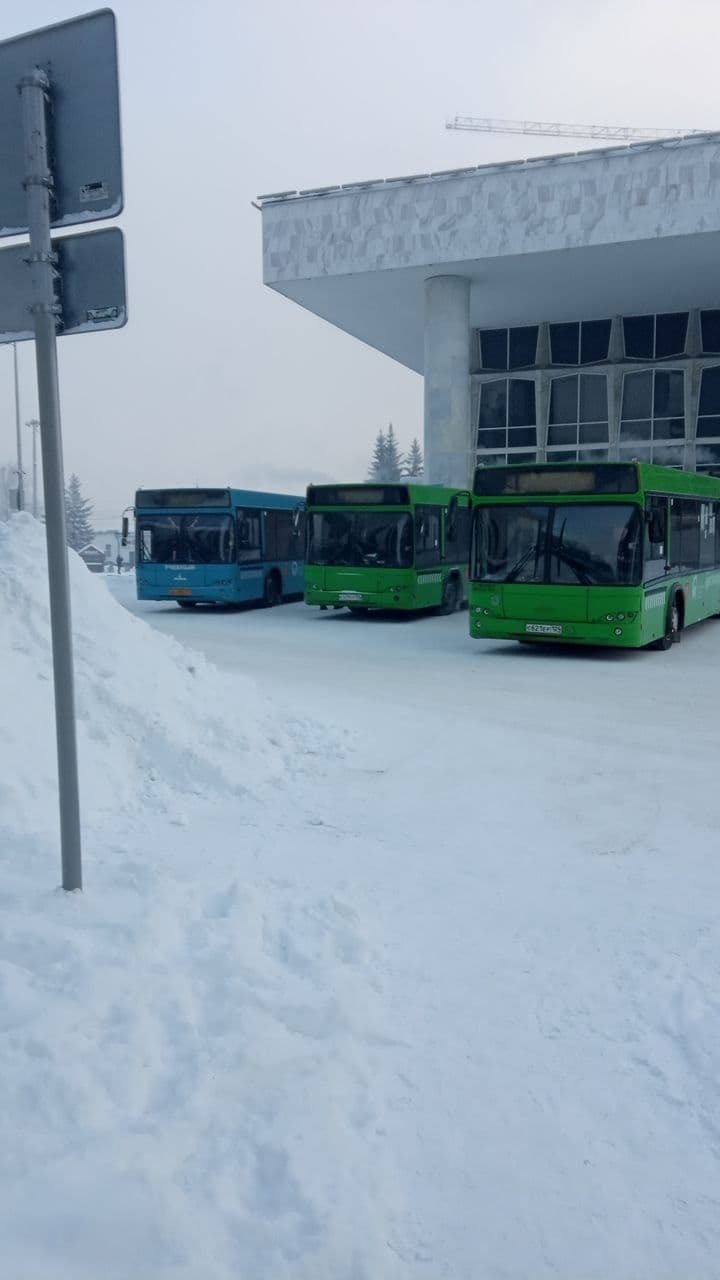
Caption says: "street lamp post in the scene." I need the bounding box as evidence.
[26,417,40,517]
[12,342,25,511]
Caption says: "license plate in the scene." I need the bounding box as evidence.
[170,587,192,596]
[525,623,562,635]
[339,591,362,601]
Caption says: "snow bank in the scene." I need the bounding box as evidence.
[0,515,328,847]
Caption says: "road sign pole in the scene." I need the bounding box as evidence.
[20,69,82,891]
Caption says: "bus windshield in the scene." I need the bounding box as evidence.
[472,503,643,586]
[138,513,236,564]
[307,511,414,568]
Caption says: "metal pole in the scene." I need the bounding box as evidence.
[13,342,24,510]
[30,420,38,518]
[20,69,82,891]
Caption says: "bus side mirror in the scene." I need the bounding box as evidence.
[292,505,303,533]
[121,515,129,547]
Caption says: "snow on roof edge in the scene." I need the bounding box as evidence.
[256,130,720,207]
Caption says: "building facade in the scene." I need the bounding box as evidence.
[259,131,720,486]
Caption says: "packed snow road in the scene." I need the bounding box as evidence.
[105,577,720,1279]
[3,527,719,1280]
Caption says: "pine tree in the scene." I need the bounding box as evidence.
[403,437,424,479]
[383,424,403,482]
[368,429,388,481]
[65,473,94,551]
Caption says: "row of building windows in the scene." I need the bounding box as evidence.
[475,310,720,371]
[476,367,720,469]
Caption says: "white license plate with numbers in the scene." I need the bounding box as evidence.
[525,623,562,635]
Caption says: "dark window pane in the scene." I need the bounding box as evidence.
[509,326,538,369]
[653,445,684,466]
[550,322,579,365]
[578,448,610,461]
[653,416,685,440]
[509,452,538,462]
[480,330,508,370]
[476,452,506,466]
[477,428,506,449]
[619,445,651,461]
[508,379,536,427]
[579,374,608,423]
[620,419,652,440]
[549,375,578,424]
[654,370,684,418]
[699,367,720,416]
[701,310,720,354]
[696,443,720,466]
[547,448,578,461]
[624,315,654,359]
[580,319,611,364]
[507,427,537,448]
[579,422,609,444]
[622,371,653,420]
[479,380,507,429]
[697,415,720,439]
[655,312,688,359]
[547,422,577,446]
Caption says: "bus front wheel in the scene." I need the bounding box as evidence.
[652,595,682,650]
[177,600,197,609]
[263,573,281,607]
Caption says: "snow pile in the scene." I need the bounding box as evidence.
[0,514,332,846]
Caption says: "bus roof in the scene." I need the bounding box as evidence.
[306,482,468,507]
[473,462,720,501]
[135,487,304,511]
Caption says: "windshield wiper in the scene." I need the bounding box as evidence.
[504,542,543,583]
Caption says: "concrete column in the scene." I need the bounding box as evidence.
[423,275,471,487]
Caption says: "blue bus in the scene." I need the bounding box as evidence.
[128,487,305,607]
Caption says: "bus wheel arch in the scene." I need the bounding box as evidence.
[263,571,282,607]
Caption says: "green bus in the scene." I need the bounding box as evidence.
[304,482,471,613]
[469,461,720,649]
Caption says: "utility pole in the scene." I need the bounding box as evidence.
[12,341,24,510]
[27,417,40,517]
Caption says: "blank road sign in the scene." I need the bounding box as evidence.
[0,228,127,343]
[0,9,122,236]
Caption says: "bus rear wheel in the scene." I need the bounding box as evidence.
[263,573,281,607]
[438,576,461,615]
[652,595,681,650]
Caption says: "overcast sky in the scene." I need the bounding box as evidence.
[1,0,719,524]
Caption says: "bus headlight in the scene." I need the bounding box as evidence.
[614,627,623,637]
[606,614,614,622]
[617,613,625,620]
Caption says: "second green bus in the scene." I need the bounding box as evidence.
[304,483,470,613]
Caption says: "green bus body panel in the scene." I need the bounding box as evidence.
[305,483,469,612]
[469,462,720,648]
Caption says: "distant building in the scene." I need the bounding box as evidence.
[259,132,720,485]
[78,543,106,573]
[95,528,135,569]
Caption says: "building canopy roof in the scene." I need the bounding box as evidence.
[260,133,720,373]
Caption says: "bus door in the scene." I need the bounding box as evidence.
[644,495,668,582]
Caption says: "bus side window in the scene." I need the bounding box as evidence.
[237,509,262,562]
[644,496,667,577]
[416,505,441,568]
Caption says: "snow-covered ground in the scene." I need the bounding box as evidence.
[3,523,719,1279]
